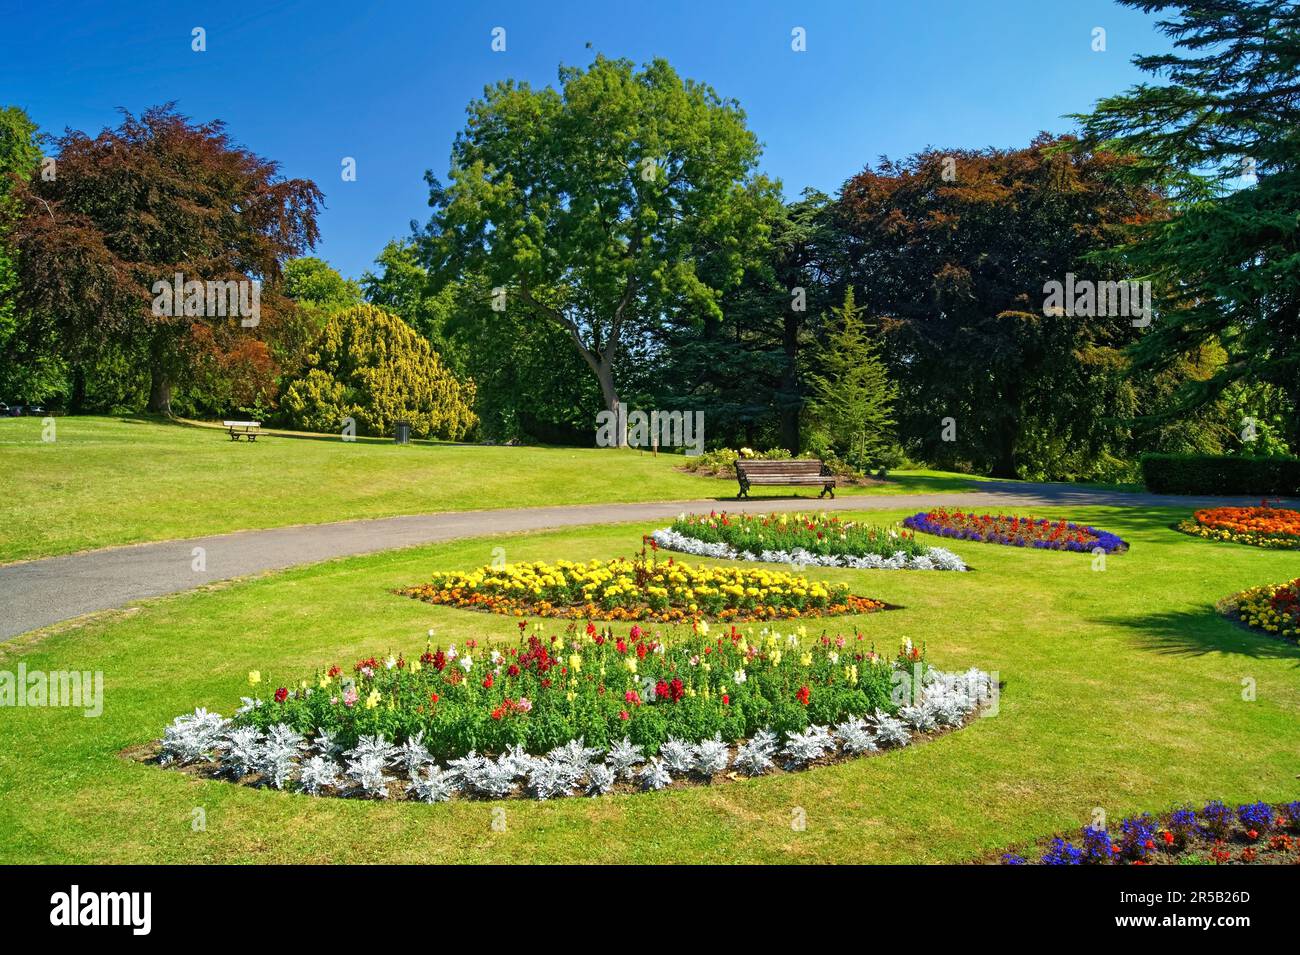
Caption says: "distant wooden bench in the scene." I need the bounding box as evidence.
[735,458,840,499]
[222,420,262,442]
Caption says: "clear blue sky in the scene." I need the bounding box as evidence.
[2,0,1171,280]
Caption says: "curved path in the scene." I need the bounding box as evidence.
[1,482,1283,640]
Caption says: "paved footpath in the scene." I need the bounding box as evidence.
[1,482,1286,640]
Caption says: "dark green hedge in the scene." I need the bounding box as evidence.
[1141,454,1300,495]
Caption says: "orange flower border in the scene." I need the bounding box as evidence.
[1176,505,1300,550]
[396,584,889,623]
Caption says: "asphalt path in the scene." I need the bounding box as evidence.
[2,482,1283,640]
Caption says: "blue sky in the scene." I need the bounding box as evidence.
[2,0,1172,280]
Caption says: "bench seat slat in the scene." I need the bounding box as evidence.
[735,458,840,499]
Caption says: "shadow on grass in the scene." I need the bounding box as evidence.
[1107,607,1300,665]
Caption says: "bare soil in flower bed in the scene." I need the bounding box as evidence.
[124,712,987,801]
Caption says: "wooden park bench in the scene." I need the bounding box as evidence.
[222,420,262,442]
[735,458,840,499]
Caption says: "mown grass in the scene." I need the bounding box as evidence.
[0,416,984,563]
[1,505,1296,863]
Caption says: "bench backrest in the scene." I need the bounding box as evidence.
[737,459,824,476]
[222,421,261,428]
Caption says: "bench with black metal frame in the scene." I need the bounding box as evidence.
[735,458,840,499]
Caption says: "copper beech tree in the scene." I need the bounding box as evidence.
[14,105,322,412]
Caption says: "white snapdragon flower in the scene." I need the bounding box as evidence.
[733,669,747,684]
[459,655,473,672]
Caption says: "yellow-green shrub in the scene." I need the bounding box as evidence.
[281,304,476,439]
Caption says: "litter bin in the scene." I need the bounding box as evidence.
[394,420,411,445]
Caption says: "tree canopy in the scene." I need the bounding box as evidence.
[419,55,780,440]
[1073,0,1300,448]
[12,104,323,413]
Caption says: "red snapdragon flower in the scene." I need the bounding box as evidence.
[274,687,288,703]
[796,685,811,706]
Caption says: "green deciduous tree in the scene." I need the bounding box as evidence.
[280,303,477,439]
[0,105,53,401]
[420,55,780,442]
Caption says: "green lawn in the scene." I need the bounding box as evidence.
[2,505,1296,863]
[0,415,986,563]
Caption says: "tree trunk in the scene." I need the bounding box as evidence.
[148,364,172,415]
[69,365,87,415]
[594,356,624,447]
[991,424,1018,478]
[779,312,801,454]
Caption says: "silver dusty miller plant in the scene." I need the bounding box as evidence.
[527,757,578,800]
[585,762,617,796]
[659,737,696,776]
[638,756,673,791]
[407,764,455,803]
[396,731,434,777]
[217,726,264,779]
[159,708,228,766]
[693,733,731,777]
[606,736,645,779]
[898,703,938,734]
[780,724,836,768]
[258,723,306,789]
[343,735,396,798]
[733,728,778,776]
[869,708,912,747]
[832,717,879,755]
[297,754,341,795]
[312,729,345,760]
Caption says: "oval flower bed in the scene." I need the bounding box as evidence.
[902,509,1128,553]
[396,546,887,622]
[999,799,1300,865]
[652,512,968,571]
[152,623,995,801]
[1217,577,1300,643]
[1177,504,1300,549]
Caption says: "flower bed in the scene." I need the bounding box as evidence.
[1176,504,1300,549]
[1218,578,1300,643]
[902,509,1128,553]
[153,624,995,801]
[396,545,888,622]
[999,799,1300,865]
[652,512,968,571]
